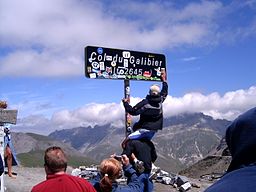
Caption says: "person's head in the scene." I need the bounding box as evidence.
[149,84,160,96]
[226,107,256,172]
[44,146,67,174]
[99,158,122,192]
[0,101,7,109]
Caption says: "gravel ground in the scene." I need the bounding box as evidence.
[3,166,213,192]
[4,167,45,192]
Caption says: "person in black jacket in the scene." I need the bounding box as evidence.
[122,139,157,192]
[204,107,256,192]
[122,139,157,174]
[122,71,168,148]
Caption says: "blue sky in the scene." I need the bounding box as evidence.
[0,0,256,135]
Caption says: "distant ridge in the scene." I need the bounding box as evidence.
[11,132,95,167]
[48,112,230,172]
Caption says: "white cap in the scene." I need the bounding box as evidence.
[149,84,160,96]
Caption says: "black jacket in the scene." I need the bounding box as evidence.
[123,82,168,131]
[122,139,157,173]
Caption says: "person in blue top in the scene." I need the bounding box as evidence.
[90,154,146,192]
[0,101,19,178]
[204,107,256,192]
[4,126,19,178]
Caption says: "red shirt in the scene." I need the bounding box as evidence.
[31,173,96,192]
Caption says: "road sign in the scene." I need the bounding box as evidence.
[0,109,18,124]
[85,46,166,81]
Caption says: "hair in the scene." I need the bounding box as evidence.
[0,101,7,109]
[44,146,67,174]
[99,158,122,192]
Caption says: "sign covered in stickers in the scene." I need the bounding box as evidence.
[85,46,166,81]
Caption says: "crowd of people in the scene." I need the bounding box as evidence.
[31,71,169,192]
[0,71,168,192]
[30,106,256,192]
[2,72,256,192]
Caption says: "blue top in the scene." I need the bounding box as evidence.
[90,164,146,192]
[205,107,256,192]
[205,165,256,192]
[4,126,19,166]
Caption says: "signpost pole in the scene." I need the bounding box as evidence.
[124,80,132,137]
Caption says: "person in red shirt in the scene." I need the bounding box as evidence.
[31,146,96,192]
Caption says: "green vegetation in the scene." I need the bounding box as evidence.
[17,150,96,168]
[17,150,45,167]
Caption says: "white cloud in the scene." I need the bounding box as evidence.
[164,86,256,120]
[0,50,81,77]
[182,56,200,62]
[0,0,232,77]
[13,86,256,135]
[51,102,124,128]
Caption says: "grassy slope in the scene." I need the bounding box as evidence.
[17,133,97,168]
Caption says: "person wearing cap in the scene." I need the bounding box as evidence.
[121,71,168,147]
[204,107,256,192]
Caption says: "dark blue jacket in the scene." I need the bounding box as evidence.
[4,132,19,166]
[123,82,168,131]
[90,164,146,192]
[205,107,256,192]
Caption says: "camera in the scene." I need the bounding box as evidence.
[114,155,122,161]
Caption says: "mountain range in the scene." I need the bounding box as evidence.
[47,112,230,172]
[11,112,231,173]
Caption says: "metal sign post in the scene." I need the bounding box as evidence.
[0,109,18,192]
[124,80,131,137]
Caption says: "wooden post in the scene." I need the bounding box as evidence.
[124,80,132,137]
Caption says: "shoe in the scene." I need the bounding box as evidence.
[134,160,145,174]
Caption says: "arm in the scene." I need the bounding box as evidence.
[122,99,148,116]
[119,155,145,192]
[160,71,168,101]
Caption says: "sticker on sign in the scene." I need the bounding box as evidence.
[85,46,166,81]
